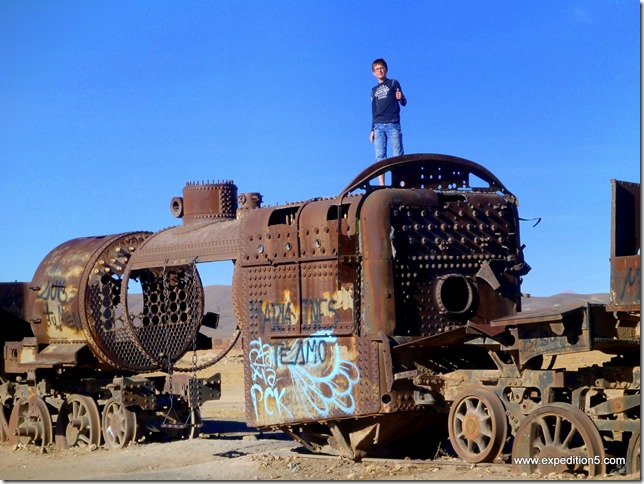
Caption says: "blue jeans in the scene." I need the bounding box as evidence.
[374,122,404,161]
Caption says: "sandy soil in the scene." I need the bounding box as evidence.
[0,350,636,481]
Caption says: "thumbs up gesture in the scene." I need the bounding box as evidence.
[396,88,402,100]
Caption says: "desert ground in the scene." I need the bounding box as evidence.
[0,346,637,481]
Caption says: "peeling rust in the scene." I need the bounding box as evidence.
[0,154,638,472]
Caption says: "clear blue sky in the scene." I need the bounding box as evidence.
[0,1,639,297]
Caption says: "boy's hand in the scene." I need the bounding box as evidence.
[396,88,403,100]
[370,130,375,142]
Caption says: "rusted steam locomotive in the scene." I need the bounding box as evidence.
[0,234,222,449]
[0,154,639,476]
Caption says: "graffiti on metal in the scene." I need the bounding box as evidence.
[250,287,354,332]
[36,278,75,331]
[249,290,299,332]
[249,331,360,421]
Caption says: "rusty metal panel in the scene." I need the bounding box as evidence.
[128,219,241,269]
[179,180,238,222]
[492,302,591,364]
[298,198,340,260]
[256,265,302,336]
[300,261,355,335]
[238,197,359,339]
[26,233,142,345]
[4,341,86,373]
[609,255,640,312]
[237,195,369,427]
[296,189,358,331]
[360,187,523,339]
[239,204,301,267]
[609,179,640,312]
[237,204,302,336]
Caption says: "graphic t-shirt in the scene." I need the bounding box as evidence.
[371,78,405,128]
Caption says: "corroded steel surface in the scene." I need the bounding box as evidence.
[0,153,639,465]
[174,180,238,222]
[234,154,529,433]
[20,231,204,372]
[128,219,241,268]
[610,254,640,312]
[609,180,641,312]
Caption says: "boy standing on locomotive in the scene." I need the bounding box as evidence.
[369,58,407,165]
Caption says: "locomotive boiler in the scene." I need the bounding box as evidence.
[0,232,221,449]
[231,153,531,454]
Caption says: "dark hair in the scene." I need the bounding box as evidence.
[372,58,388,71]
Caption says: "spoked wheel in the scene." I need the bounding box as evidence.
[512,402,605,477]
[101,398,137,449]
[8,397,53,448]
[626,430,640,476]
[448,387,508,463]
[56,394,101,448]
[160,405,202,441]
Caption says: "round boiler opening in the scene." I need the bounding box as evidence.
[436,274,475,315]
[170,197,184,218]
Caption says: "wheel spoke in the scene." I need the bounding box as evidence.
[465,399,475,414]
[561,425,576,449]
[467,438,475,452]
[553,414,562,445]
[475,435,488,452]
[475,400,484,414]
[480,424,493,438]
[538,418,552,445]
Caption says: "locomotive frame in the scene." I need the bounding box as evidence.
[0,153,639,477]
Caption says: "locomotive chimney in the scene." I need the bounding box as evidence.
[170,180,238,223]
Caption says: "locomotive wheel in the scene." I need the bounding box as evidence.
[101,398,137,449]
[511,402,605,477]
[8,397,53,448]
[56,394,101,448]
[186,407,201,440]
[160,406,202,440]
[626,430,640,476]
[0,404,9,442]
[448,387,507,463]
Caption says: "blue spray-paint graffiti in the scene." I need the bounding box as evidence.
[284,331,360,418]
[249,338,293,420]
[248,331,360,421]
